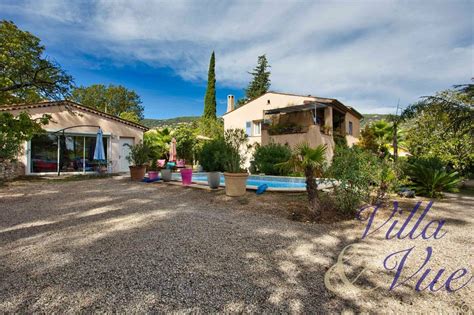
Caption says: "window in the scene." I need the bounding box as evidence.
[245,121,252,136]
[30,133,108,173]
[348,121,353,135]
[30,134,58,173]
[253,121,262,136]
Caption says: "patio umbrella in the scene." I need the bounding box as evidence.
[93,128,106,161]
[169,137,177,162]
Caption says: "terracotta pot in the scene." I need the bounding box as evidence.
[148,171,159,180]
[161,169,172,182]
[223,172,248,197]
[180,168,193,185]
[129,165,146,181]
[207,172,221,189]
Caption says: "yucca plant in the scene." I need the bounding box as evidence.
[407,162,460,198]
[278,144,327,218]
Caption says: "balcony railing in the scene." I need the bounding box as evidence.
[263,123,309,135]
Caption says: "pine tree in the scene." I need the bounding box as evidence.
[203,51,217,119]
[245,54,271,100]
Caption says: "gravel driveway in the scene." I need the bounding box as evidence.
[1,177,472,313]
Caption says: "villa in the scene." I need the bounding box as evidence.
[223,92,363,162]
[0,100,148,176]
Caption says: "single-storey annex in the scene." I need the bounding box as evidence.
[1,100,148,176]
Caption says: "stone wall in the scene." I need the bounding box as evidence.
[0,160,26,181]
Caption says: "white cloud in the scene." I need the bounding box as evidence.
[2,0,472,113]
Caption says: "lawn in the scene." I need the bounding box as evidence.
[0,177,472,313]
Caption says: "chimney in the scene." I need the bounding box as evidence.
[227,95,235,112]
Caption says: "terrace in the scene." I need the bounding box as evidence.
[261,101,349,153]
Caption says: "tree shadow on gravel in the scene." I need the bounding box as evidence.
[1,180,472,313]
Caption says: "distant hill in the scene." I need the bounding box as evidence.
[142,113,389,129]
[360,114,390,127]
[141,116,200,129]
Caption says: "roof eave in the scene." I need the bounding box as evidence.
[0,100,149,131]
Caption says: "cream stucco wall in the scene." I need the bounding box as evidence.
[223,92,361,166]
[223,93,318,141]
[8,104,145,174]
[344,112,360,147]
[224,93,318,167]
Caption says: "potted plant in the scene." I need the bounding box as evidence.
[148,158,159,180]
[222,129,249,197]
[125,141,150,181]
[320,124,332,135]
[198,138,226,189]
[160,163,172,182]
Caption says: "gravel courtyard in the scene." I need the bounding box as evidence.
[1,177,472,313]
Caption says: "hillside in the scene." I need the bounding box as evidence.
[141,114,389,129]
[360,114,390,127]
[141,116,200,129]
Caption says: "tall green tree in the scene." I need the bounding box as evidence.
[402,84,473,174]
[0,21,73,104]
[119,111,140,123]
[245,54,271,100]
[203,51,216,119]
[237,54,271,106]
[71,84,144,120]
[0,112,50,162]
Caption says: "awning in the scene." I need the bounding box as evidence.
[263,102,328,115]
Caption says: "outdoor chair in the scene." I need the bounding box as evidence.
[176,159,186,168]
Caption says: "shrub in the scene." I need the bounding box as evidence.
[268,122,303,135]
[173,125,196,164]
[196,117,224,139]
[372,158,398,204]
[333,134,348,148]
[198,138,227,172]
[148,158,159,171]
[407,157,460,198]
[125,141,151,166]
[252,143,292,175]
[223,129,249,173]
[328,146,378,213]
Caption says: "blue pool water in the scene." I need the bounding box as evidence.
[171,172,309,189]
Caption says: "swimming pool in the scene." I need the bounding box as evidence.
[170,172,334,191]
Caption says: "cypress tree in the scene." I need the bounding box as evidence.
[203,51,217,119]
[245,54,271,100]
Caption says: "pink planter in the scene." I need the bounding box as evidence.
[148,171,159,180]
[180,168,193,185]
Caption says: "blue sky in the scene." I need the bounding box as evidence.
[1,0,472,119]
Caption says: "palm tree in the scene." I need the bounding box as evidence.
[279,143,327,218]
[372,120,393,148]
[144,128,172,159]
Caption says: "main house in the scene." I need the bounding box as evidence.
[223,92,363,164]
[1,100,148,177]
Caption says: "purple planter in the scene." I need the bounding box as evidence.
[148,171,159,180]
[180,168,193,185]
